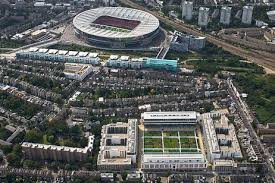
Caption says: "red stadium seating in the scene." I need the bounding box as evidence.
[93,16,140,30]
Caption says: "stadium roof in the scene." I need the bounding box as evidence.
[73,7,159,39]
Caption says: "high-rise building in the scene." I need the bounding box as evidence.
[198,7,210,27]
[182,1,193,20]
[242,6,253,25]
[220,6,232,25]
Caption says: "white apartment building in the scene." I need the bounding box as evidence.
[242,6,253,25]
[63,63,93,81]
[97,119,137,171]
[182,1,193,20]
[220,6,232,25]
[198,7,210,27]
[142,153,207,170]
[16,47,100,65]
[201,112,243,162]
[21,135,94,162]
[141,111,198,125]
[106,55,144,69]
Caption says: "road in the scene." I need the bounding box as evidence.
[118,0,275,72]
[227,79,275,181]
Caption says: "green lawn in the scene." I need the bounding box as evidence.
[163,131,178,137]
[144,131,162,137]
[179,131,195,137]
[144,138,162,149]
[163,138,179,149]
[144,149,163,153]
[180,138,197,148]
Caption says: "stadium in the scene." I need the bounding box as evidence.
[73,7,160,49]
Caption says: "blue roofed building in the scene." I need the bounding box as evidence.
[144,58,178,71]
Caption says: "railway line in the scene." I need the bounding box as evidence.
[118,0,275,72]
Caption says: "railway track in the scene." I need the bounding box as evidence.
[118,0,275,72]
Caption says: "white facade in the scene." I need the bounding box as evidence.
[198,7,210,27]
[142,153,207,170]
[97,119,137,171]
[242,6,253,25]
[107,56,144,69]
[220,6,232,25]
[201,112,243,162]
[22,135,94,162]
[16,47,100,65]
[182,1,193,20]
[63,63,93,81]
[141,111,198,125]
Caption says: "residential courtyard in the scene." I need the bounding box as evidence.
[143,129,200,154]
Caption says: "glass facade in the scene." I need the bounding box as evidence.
[144,58,178,72]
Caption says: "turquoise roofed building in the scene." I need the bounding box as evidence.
[144,58,178,72]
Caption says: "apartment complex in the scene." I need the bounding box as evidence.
[22,135,94,162]
[182,1,193,20]
[198,7,210,27]
[97,119,138,171]
[242,6,253,25]
[141,111,207,171]
[220,6,232,25]
[63,63,93,81]
[106,55,144,69]
[106,56,178,72]
[170,31,206,53]
[201,112,243,162]
[16,47,100,65]
[141,111,198,125]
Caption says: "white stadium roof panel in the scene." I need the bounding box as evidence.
[73,7,159,39]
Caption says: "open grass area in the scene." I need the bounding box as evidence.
[163,131,178,137]
[144,149,163,153]
[180,138,197,148]
[143,129,201,154]
[163,138,179,149]
[179,131,195,137]
[144,138,162,149]
[144,131,162,137]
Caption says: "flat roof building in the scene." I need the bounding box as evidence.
[63,63,93,81]
[16,47,100,65]
[97,119,137,171]
[220,6,232,25]
[22,135,94,162]
[201,112,243,162]
[141,111,198,126]
[198,7,210,27]
[182,1,193,20]
[242,6,253,25]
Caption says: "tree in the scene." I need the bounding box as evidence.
[25,128,43,143]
